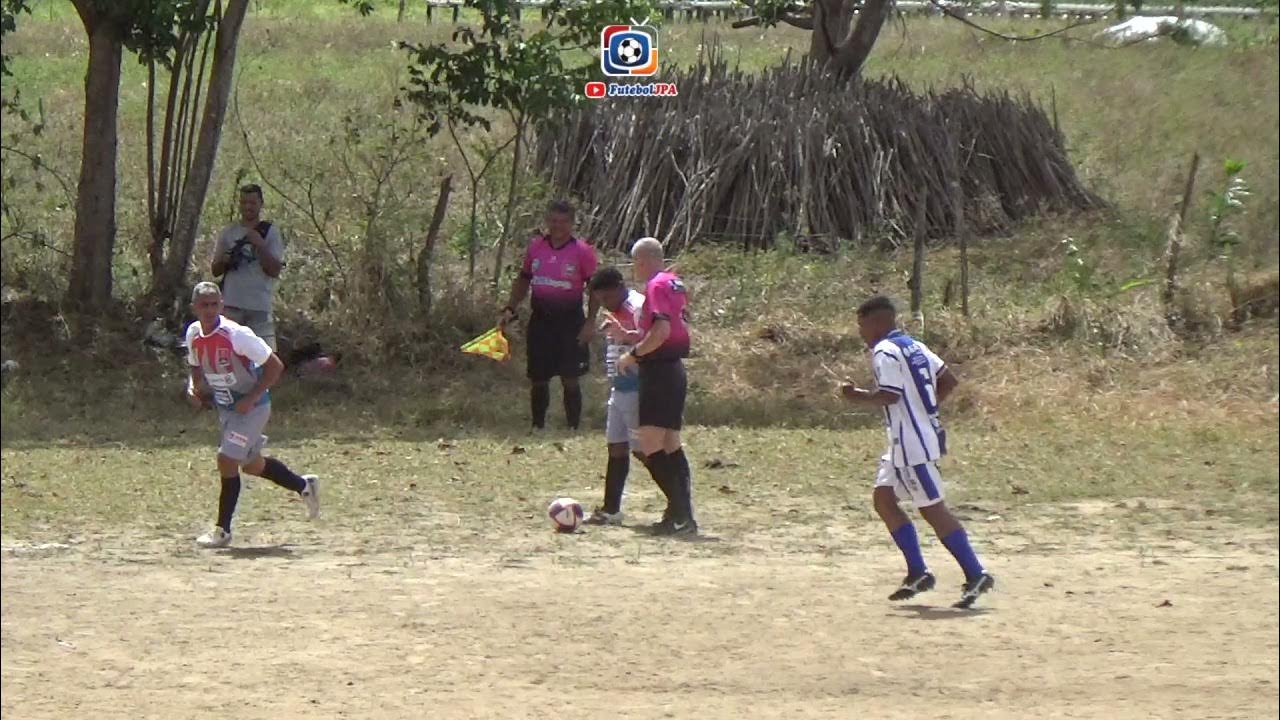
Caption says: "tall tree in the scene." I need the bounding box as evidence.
[66,0,130,311]
[147,0,251,315]
[47,0,255,317]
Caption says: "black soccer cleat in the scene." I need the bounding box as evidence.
[953,572,996,609]
[650,516,698,536]
[889,571,937,601]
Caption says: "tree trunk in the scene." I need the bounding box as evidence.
[811,0,893,79]
[492,117,526,291]
[147,0,215,284]
[397,0,407,22]
[66,3,124,312]
[909,198,927,325]
[152,0,250,314]
[418,175,453,316]
[809,0,853,65]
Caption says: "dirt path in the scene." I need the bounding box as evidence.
[3,511,1277,720]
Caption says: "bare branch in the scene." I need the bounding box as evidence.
[232,54,349,289]
[0,144,74,203]
[732,13,814,29]
[930,1,1099,41]
[1,204,71,257]
[734,0,815,30]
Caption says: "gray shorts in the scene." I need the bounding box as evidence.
[217,403,271,462]
[606,389,640,449]
[223,307,277,351]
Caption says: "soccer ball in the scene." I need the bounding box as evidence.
[616,37,645,65]
[547,497,584,532]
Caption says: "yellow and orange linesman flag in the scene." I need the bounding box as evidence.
[460,326,510,362]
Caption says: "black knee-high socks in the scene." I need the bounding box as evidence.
[217,476,241,532]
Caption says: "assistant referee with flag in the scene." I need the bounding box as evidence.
[499,201,600,431]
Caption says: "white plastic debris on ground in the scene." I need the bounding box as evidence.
[1096,16,1228,47]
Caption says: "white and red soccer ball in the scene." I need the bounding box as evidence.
[547,497,584,532]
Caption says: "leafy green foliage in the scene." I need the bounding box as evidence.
[2,1,68,259]
[1058,237,1153,297]
[398,0,656,279]
[400,0,657,133]
[1207,159,1251,256]
[120,0,219,68]
[1,0,32,78]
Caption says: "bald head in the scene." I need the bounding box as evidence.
[631,237,664,261]
[629,237,666,284]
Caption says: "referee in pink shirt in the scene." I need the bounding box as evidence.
[616,237,697,535]
[500,201,600,431]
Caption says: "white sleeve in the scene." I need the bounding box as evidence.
[630,293,644,327]
[267,225,285,264]
[229,325,273,367]
[185,324,200,367]
[872,346,906,394]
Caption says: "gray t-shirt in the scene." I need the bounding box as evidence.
[214,221,285,312]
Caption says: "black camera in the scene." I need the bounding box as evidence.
[224,239,256,272]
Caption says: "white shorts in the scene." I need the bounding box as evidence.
[875,455,945,508]
[605,389,640,449]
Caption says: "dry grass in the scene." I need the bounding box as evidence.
[2,9,1277,719]
[2,11,1277,305]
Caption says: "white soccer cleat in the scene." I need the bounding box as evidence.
[301,475,321,520]
[196,527,232,548]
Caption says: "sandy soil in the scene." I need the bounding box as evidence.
[3,507,1277,720]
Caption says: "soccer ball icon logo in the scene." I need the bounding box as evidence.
[601,25,658,77]
[616,37,645,65]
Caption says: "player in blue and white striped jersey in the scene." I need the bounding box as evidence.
[842,296,995,609]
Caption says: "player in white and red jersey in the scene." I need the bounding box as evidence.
[184,282,320,548]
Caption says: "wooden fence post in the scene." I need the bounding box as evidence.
[1163,151,1200,329]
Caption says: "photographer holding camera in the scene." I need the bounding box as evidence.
[211,184,285,350]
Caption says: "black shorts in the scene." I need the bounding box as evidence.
[526,310,589,382]
[638,359,687,430]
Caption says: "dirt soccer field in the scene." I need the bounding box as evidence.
[3,427,1277,720]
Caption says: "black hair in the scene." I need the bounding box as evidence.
[239,183,264,201]
[546,199,575,218]
[588,266,625,292]
[856,295,896,318]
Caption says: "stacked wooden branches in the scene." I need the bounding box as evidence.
[532,45,1104,252]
